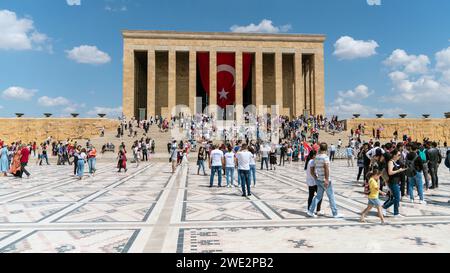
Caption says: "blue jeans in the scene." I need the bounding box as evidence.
[77,159,84,178]
[88,158,96,174]
[210,166,222,187]
[225,167,235,186]
[197,160,206,174]
[308,179,338,216]
[383,182,400,215]
[408,172,424,201]
[239,170,251,195]
[250,165,256,186]
[261,157,269,170]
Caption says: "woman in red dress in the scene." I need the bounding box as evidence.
[117,147,127,173]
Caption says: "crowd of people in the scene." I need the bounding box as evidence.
[164,113,450,224]
[0,138,98,180]
[2,112,449,225]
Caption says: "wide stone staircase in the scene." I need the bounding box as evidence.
[80,121,372,161]
[81,125,173,160]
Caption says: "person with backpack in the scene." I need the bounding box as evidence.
[406,143,426,204]
[418,144,431,190]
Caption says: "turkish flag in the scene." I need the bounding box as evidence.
[216,53,235,109]
[197,53,253,109]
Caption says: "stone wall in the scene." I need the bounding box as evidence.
[346,118,450,143]
[0,118,120,144]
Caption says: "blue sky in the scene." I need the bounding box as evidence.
[1,0,449,118]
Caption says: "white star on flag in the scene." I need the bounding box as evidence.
[219,88,229,100]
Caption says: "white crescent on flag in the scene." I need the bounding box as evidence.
[217,64,236,87]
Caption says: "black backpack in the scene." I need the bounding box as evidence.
[405,155,418,178]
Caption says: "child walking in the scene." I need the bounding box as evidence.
[360,170,386,224]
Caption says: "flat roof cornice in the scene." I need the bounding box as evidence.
[122,30,326,43]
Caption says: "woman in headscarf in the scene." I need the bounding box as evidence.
[9,145,23,177]
[0,144,9,176]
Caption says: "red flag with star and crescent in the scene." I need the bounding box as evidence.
[216,53,236,109]
[197,53,253,109]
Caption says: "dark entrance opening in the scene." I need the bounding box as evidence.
[134,51,148,120]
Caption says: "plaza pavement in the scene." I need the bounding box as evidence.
[0,160,449,253]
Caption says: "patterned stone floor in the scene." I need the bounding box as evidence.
[0,160,449,253]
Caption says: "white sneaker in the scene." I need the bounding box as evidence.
[393,214,404,218]
[382,209,387,217]
[420,200,427,205]
[409,199,414,203]
[333,214,344,219]
[316,211,325,216]
[306,211,317,218]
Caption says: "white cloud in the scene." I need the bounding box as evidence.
[2,86,37,100]
[66,45,111,65]
[384,47,450,106]
[338,85,373,99]
[38,96,71,107]
[367,0,381,6]
[327,84,391,118]
[0,10,51,51]
[230,19,291,34]
[328,100,401,118]
[66,0,81,6]
[87,106,123,117]
[384,49,430,74]
[333,36,379,60]
[436,47,450,83]
[0,105,3,109]
[436,47,450,70]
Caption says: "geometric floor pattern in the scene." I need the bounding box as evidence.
[0,160,449,253]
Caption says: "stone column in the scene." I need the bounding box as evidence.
[255,50,264,114]
[275,52,283,115]
[123,46,135,119]
[235,51,243,121]
[294,50,304,117]
[314,51,325,116]
[147,49,156,118]
[209,50,217,117]
[168,49,176,118]
[189,50,197,115]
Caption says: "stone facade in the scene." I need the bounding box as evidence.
[122,30,326,119]
[0,118,119,144]
[347,118,450,143]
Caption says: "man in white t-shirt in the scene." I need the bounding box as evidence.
[209,145,224,187]
[224,147,236,188]
[236,144,253,197]
[260,143,270,170]
[307,143,343,218]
